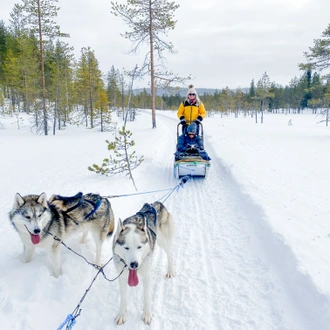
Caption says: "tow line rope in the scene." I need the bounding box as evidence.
[53,175,191,329]
[57,257,126,330]
[43,230,126,330]
[102,175,191,202]
[102,175,191,198]
[159,175,191,203]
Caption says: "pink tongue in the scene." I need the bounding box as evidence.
[31,234,40,245]
[128,269,139,287]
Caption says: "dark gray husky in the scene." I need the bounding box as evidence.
[9,192,114,277]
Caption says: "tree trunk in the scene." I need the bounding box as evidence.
[37,0,48,135]
[53,66,60,135]
[149,0,156,128]
[121,75,125,120]
[88,60,93,128]
[100,106,104,132]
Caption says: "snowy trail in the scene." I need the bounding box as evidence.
[147,112,327,330]
[1,110,330,329]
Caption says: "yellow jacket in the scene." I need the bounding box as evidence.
[177,100,206,124]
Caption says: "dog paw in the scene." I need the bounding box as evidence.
[166,271,175,278]
[53,269,62,278]
[142,312,152,324]
[115,314,127,325]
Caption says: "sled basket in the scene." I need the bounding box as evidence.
[174,156,210,178]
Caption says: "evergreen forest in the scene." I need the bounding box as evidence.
[1,2,330,134]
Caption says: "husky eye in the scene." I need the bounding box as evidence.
[124,247,129,250]
[37,213,43,218]
[137,246,142,249]
[25,215,31,219]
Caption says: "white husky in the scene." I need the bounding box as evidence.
[112,202,175,325]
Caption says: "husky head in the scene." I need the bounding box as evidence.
[113,211,155,287]
[9,193,52,245]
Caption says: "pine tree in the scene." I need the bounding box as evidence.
[21,0,69,135]
[106,65,121,109]
[254,72,275,123]
[75,47,104,128]
[111,0,183,129]
[234,88,245,117]
[0,21,8,89]
[307,72,324,114]
[95,87,112,132]
[88,126,144,190]
[300,24,330,72]
[6,4,48,124]
[48,40,74,133]
[323,83,330,126]
[248,79,256,101]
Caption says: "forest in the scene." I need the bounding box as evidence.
[1,1,330,135]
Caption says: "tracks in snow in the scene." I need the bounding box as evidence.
[150,112,330,330]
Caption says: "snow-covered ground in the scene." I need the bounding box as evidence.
[0,109,329,330]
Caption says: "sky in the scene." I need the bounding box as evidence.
[1,0,330,89]
[0,107,330,329]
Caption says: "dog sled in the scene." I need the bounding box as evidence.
[173,122,211,179]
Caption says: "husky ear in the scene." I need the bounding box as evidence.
[143,217,148,233]
[13,193,25,210]
[113,218,125,243]
[37,192,48,208]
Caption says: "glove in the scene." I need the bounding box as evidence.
[179,116,186,125]
[194,116,203,124]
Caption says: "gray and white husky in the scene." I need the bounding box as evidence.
[113,201,175,325]
[9,192,114,277]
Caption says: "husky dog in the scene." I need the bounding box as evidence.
[113,201,175,325]
[9,192,114,277]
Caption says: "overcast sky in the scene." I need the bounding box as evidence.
[1,0,330,89]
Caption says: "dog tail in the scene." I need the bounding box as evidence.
[107,220,115,237]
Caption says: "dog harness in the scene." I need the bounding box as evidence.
[49,192,103,221]
[136,204,158,237]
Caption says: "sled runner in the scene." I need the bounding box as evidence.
[174,122,211,178]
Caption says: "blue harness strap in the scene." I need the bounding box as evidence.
[83,198,102,220]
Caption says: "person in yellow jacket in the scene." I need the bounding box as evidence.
[177,84,206,134]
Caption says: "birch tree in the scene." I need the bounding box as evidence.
[111,0,181,128]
